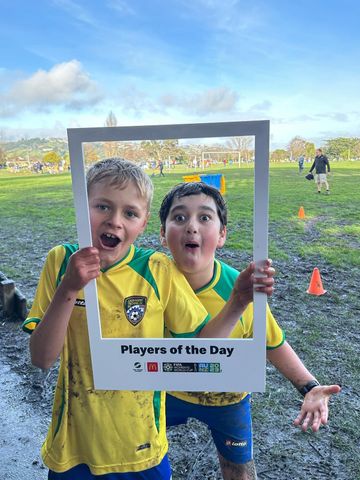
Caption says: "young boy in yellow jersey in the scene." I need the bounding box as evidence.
[159,182,341,480]
[22,159,275,480]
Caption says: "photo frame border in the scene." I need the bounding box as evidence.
[67,120,270,391]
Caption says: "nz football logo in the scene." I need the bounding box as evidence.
[124,296,147,326]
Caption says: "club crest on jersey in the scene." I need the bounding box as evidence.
[124,296,147,326]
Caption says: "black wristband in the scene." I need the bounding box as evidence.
[298,380,320,397]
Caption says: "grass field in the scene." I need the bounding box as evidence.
[1,161,359,276]
[1,162,360,479]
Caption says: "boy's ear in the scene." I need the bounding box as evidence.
[217,226,227,248]
[160,226,167,247]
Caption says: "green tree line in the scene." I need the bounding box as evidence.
[271,136,360,162]
[1,132,360,170]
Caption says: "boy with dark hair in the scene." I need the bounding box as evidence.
[23,159,274,480]
[159,182,341,480]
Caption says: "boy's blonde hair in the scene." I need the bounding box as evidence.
[86,157,153,209]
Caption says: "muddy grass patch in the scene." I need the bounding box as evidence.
[0,237,359,479]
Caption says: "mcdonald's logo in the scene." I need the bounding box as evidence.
[147,362,159,372]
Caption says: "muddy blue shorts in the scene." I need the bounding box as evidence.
[48,454,171,479]
[166,393,253,464]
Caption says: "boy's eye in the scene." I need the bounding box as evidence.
[96,204,110,211]
[200,214,211,222]
[174,214,186,222]
[125,210,137,218]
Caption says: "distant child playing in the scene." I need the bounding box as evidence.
[22,159,274,480]
[159,182,341,480]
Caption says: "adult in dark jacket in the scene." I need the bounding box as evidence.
[309,148,330,194]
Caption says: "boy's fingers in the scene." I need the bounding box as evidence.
[246,262,255,274]
[238,262,255,280]
[324,384,341,396]
[88,270,101,280]
[320,407,328,425]
[254,277,274,287]
[254,285,274,292]
[294,410,306,426]
[74,246,99,258]
[302,412,313,431]
[78,247,100,262]
[256,261,275,279]
[255,287,274,296]
[311,411,321,432]
[70,249,98,266]
[254,285,274,296]
[261,275,275,283]
[263,258,273,268]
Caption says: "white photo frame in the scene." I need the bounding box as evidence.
[67,121,270,391]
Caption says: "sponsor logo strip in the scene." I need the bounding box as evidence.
[162,362,221,373]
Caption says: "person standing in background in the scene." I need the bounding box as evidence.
[298,155,304,173]
[309,148,331,194]
[158,160,165,176]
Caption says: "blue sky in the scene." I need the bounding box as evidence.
[1,0,360,148]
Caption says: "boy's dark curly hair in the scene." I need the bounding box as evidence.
[159,182,227,230]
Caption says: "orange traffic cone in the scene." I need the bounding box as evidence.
[298,206,305,219]
[307,268,327,295]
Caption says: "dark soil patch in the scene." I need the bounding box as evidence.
[0,233,359,479]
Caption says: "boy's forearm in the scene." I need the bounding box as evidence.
[197,298,247,338]
[197,261,274,338]
[267,341,317,389]
[30,282,78,369]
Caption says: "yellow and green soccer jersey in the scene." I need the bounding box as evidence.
[170,259,285,407]
[22,243,209,475]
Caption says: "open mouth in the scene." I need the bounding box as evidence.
[100,233,121,248]
[185,242,199,249]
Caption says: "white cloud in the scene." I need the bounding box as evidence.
[246,100,272,114]
[110,86,240,118]
[116,86,160,116]
[273,111,352,125]
[160,87,239,115]
[0,60,102,117]
[315,112,349,123]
